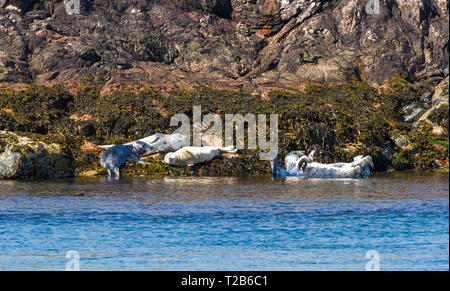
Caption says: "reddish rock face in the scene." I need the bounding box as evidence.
[0,0,448,90]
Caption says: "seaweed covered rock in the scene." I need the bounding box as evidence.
[0,131,74,179]
[418,76,449,137]
[0,76,448,178]
[118,151,270,177]
[432,76,450,107]
[402,104,426,123]
[390,133,412,150]
[408,123,449,170]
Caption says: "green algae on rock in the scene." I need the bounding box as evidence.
[0,131,74,179]
[0,77,448,178]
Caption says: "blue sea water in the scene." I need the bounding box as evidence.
[0,173,448,270]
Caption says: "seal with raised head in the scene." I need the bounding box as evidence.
[100,141,153,178]
[270,150,312,177]
[164,146,237,166]
[284,150,307,173]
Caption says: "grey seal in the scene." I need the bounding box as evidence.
[284,150,307,173]
[100,141,153,178]
[100,133,188,155]
[270,150,312,177]
[297,152,374,179]
[146,133,188,154]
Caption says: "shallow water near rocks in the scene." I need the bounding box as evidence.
[0,173,448,270]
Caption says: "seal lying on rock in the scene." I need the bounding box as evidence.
[100,133,188,155]
[100,141,154,178]
[164,146,237,166]
[270,150,311,177]
[296,152,374,179]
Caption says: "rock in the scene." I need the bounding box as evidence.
[79,170,100,177]
[0,81,447,175]
[402,104,426,123]
[435,159,449,169]
[0,131,74,179]
[392,152,411,171]
[5,4,21,13]
[418,76,449,130]
[405,108,426,123]
[419,91,433,104]
[432,76,449,107]
[391,133,412,149]
[432,126,447,138]
[79,49,101,66]
[342,143,360,153]
[0,0,448,89]
[402,103,420,115]
[4,0,35,12]
[381,142,394,163]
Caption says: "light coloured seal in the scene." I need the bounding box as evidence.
[164,146,237,166]
[100,133,188,155]
[297,152,374,179]
[270,150,311,177]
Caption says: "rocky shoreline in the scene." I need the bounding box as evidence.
[1,1,448,178]
[0,75,448,179]
[1,1,448,90]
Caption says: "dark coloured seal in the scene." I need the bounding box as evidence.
[100,141,153,178]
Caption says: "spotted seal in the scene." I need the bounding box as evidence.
[297,152,374,179]
[270,150,312,177]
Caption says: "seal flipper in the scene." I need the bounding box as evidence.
[114,167,121,178]
[269,160,279,176]
[221,146,238,154]
[182,149,200,160]
[270,159,293,177]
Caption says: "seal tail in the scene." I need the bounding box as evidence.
[99,144,115,149]
[220,146,238,154]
